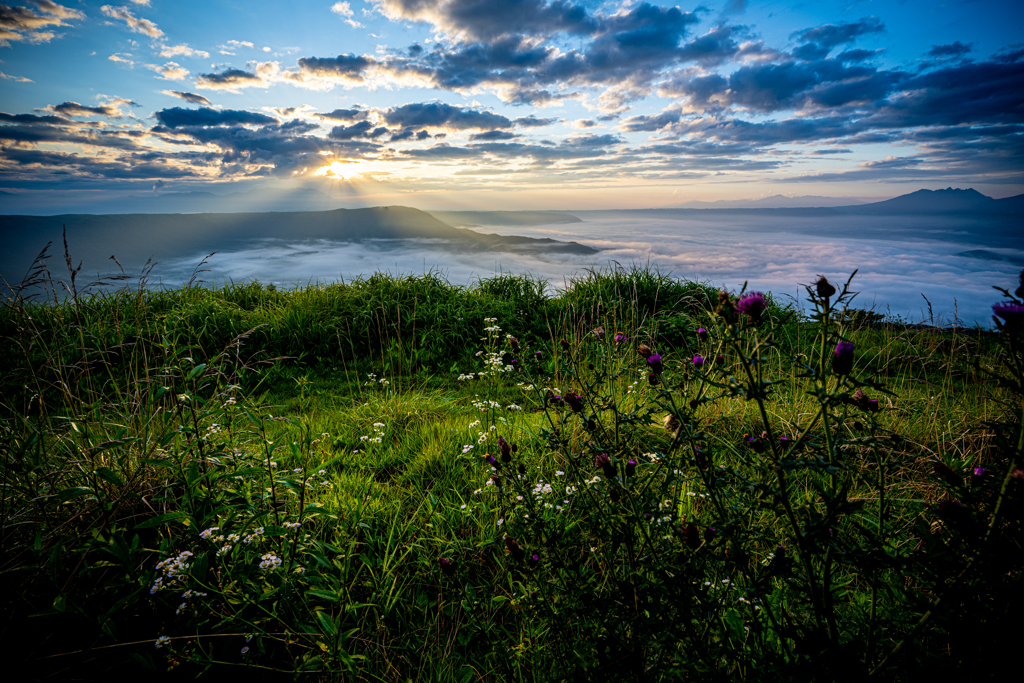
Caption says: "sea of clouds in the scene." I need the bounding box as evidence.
[159,213,1023,326]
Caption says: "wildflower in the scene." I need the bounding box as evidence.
[486,455,498,467]
[593,326,605,339]
[937,500,969,523]
[715,291,736,322]
[199,526,220,540]
[439,558,456,576]
[993,302,1024,329]
[564,393,584,413]
[704,527,717,543]
[637,343,653,359]
[736,292,767,324]
[625,459,636,477]
[646,353,663,374]
[692,355,705,368]
[259,552,282,570]
[832,341,855,375]
[283,521,301,530]
[648,373,658,386]
[462,444,474,454]
[241,646,250,654]
[535,350,543,361]
[155,635,171,649]
[682,524,701,549]
[614,332,627,345]
[697,327,708,341]
[528,553,540,566]
[560,338,571,352]
[868,398,880,412]
[497,436,514,462]
[814,276,837,299]
[505,537,525,561]
[595,452,617,479]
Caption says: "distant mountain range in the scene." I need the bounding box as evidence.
[0,185,1021,217]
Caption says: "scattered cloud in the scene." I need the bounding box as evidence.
[149,61,190,81]
[159,44,210,59]
[101,5,164,39]
[928,41,973,59]
[108,53,134,66]
[162,90,212,105]
[331,1,363,28]
[0,70,33,82]
[0,0,83,45]
[153,107,278,128]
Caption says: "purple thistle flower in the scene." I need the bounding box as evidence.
[736,292,767,323]
[505,537,525,561]
[625,459,636,476]
[439,558,455,575]
[528,553,540,566]
[697,327,708,340]
[973,467,986,477]
[832,341,855,375]
[704,527,716,543]
[497,436,513,462]
[692,355,705,368]
[535,350,543,361]
[614,332,627,345]
[647,353,663,374]
[486,455,498,467]
[595,452,617,478]
[993,302,1024,329]
[565,393,584,413]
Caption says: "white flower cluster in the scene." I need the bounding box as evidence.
[363,372,390,387]
[532,482,553,496]
[461,444,474,454]
[151,550,194,594]
[472,398,502,412]
[199,526,220,540]
[155,635,171,649]
[259,552,282,570]
[507,403,522,411]
[483,317,501,333]
[516,382,534,390]
[457,373,476,381]
[360,422,385,444]
[242,527,264,544]
[283,521,301,530]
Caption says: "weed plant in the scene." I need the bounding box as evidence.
[0,245,1020,681]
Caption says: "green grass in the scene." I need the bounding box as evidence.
[1,263,1021,681]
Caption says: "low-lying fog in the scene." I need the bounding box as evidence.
[154,212,1023,326]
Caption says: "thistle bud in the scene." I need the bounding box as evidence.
[614,332,627,345]
[535,350,543,361]
[610,488,620,502]
[736,292,767,325]
[593,326,605,339]
[509,337,521,353]
[697,327,709,341]
[704,527,717,543]
[505,537,525,561]
[682,524,701,549]
[815,276,837,299]
[438,558,455,576]
[528,553,540,566]
[565,393,584,413]
[637,344,653,359]
[692,355,705,368]
[560,338,571,352]
[932,462,961,488]
[625,459,636,476]
[497,436,513,463]
[648,373,659,386]
[852,388,871,410]
[595,452,617,478]
[832,341,855,375]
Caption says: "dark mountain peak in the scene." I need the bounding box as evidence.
[842,187,996,214]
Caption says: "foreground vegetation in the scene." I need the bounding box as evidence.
[1,251,1021,681]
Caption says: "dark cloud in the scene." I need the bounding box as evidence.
[928,41,973,59]
[328,121,388,140]
[0,1,82,45]
[195,68,265,90]
[382,102,513,130]
[469,130,518,141]
[793,17,884,52]
[514,115,559,128]
[164,91,212,105]
[319,108,366,122]
[154,107,278,129]
[48,100,138,118]
[296,54,375,80]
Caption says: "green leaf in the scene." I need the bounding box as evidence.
[56,487,94,503]
[315,610,338,635]
[95,467,124,488]
[186,363,207,380]
[134,512,189,529]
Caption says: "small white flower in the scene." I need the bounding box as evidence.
[155,635,171,649]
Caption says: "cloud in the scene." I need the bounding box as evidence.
[44,99,139,118]
[159,44,210,59]
[381,101,513,130]
[0,70,33,82]
[162,90,212,105]
[295,53,376,86]
[319,108,367,122]
[153,107,278,129]
[928,41,972,59]
[195,67,267,91]
[514,115,559,128]
[0,0,83,45]
[331,1,364,28]
[328,120,388,140]
[792,17,884,56]
[150,62,190,81]
[101,5,164,39]
[469,129,518,141]
[108,53,134,66]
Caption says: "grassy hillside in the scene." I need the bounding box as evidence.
[1,262,1021,681]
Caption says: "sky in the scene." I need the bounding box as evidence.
[1,0,1023,209]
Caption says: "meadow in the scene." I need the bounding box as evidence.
[0,247,1020,682]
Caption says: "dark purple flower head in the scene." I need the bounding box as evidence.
[815,277,837,299]
[637,344,653,359]
[993,302,1024,328]
[704,527,717,543]
[565,393,584,413]
[832,341,855,375]
[625,459,637,476]
[595,452,617,478]
[736,292,767,323]
[614,332,627,345]
[692,355,705,368]
[937,500,968,523]
[648,373,659,386]
[535,350,543,361]
[560,338,571,352]
[682,523,701,549]
[647,353,663,374]
[868,398,879,412]
[529,553,540,565]
[439,558,455,575]
[509,336,520,353]
[697,327,708,340]
[486,455,498,467]
[505,537,524,561]
[497,436,512,460]
[973,467,986,477]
